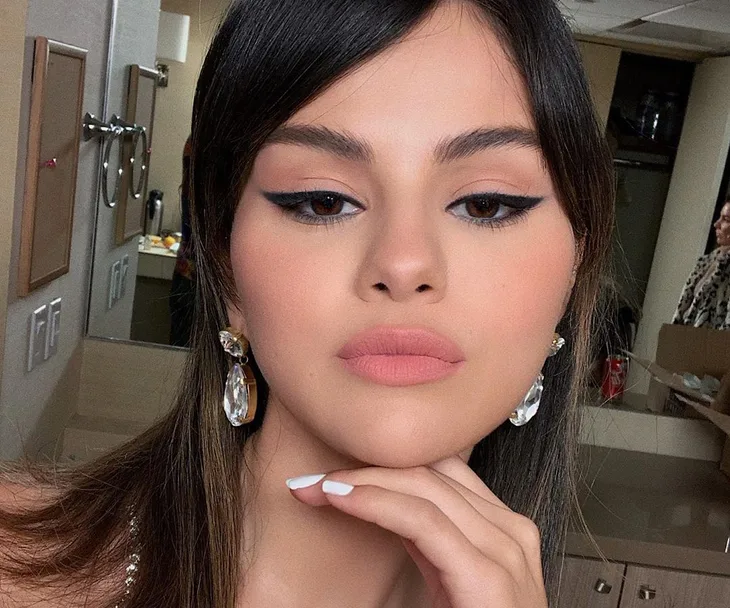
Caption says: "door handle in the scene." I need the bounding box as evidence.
[638,584,656,600]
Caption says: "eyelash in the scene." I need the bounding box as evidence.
[262,189,543,230]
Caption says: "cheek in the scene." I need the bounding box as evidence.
[228,204,348,365]
[456,211,574,353]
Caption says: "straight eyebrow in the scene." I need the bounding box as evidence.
[263,124,541,165]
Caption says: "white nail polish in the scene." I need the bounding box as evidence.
[322,480,354,496]
[286,474,325,490]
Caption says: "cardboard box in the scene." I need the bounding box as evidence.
[627,348,730,479]
[639,324,730,415]
[628,354,714,407]
[674,394,730,480]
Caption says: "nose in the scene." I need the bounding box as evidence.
[355,211,447,304]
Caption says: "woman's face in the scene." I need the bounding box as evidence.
[714,202,730,247]
[228,2,577,467]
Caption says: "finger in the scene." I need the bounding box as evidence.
[428,455,510,510]
[293,467,537,585]
[322,483,496,601]
[290,467,503,549]
[325,482,547,606]
[428,469,544,581]
[286,474,330,507]
[426,457,545,583]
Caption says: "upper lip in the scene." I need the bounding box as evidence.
[337,325,465,363]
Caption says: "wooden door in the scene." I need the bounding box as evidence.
[619,564,730,608]
[556,555,625,608]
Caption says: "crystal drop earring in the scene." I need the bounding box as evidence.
[218,327,258,426]
[509,332,564,427]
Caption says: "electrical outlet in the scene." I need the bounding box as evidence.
[109,260,121,309]
[119,255,129,299]
[28,305,48,371]
[46,297,61,359]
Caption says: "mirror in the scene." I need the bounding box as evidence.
[85,0,225,348]
[19,38,87,296]
[114,65,157,245]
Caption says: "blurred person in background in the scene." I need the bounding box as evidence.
[169,135,195,347]
[673,195,730,330]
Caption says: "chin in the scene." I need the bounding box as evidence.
[348,442,456,469]
[326,405,492,469]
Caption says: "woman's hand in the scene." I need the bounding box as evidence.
[286,455,548,608]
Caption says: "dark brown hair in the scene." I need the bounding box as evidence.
[0,1,615,606]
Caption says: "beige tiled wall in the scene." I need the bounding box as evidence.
[581,404,725,461]
[76,337,185,424]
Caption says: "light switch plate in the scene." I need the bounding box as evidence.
[46,297,61,359]
[28,304,48,371]
[109,260,121,309]
[119,255,129,299]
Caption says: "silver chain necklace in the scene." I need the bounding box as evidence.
[114,509,140,608]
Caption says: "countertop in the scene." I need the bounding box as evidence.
[566,445,730,576]
[138,243,177,258]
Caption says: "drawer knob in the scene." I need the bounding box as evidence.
[638,584,656,600]
[594,578,612,594]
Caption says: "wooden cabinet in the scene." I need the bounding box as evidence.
[618,564,730,608]
[560,557,730,608]
[557,556,626,608]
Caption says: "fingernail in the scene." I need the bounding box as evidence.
[322,480,354,496]
[285,474,325,490]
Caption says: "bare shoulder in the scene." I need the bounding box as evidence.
[0,578,115,608]
[0,467,76,607]
[0,583,67,608]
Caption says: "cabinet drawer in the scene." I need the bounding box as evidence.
[557,556,626,608]
[619,564,730,608]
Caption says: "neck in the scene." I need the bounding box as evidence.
[237,399,427,608]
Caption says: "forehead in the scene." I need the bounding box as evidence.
[284,2,533,151]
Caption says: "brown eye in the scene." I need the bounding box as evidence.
[263,190,363,226]
[465,197,500,219]
[310,193,345,216]
[446,192,543,229]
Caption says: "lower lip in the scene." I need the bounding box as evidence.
[339,355,464,386]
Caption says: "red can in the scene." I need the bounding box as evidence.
[602,355,628,399]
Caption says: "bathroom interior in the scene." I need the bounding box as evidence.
[0,0,729,605]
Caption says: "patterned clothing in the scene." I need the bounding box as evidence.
[672,247,730,330]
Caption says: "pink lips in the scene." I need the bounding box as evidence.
[337,326,465,386]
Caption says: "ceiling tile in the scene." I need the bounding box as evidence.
[561,11,634,34]
[614,20,730,51]
[691,0,730,13]
[559,0,689,20]
[647,7,730,35]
